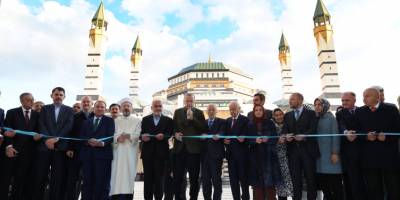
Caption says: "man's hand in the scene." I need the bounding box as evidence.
[6,146,18,158]
[294,134,305,141]
[4,130,16,138]
[88,138,103,147]
[45,138,59,150]
[155,133,164,141]
[33,133,42,141]
[117,135,126,143]
[141,134,151,142]
[377,132,385,142]
[175,132,183,142]
[367,132,377,141]
[200,134,208,140]
[237,136,245,143]
[66,150,74,158]
[262,138,268,143]
[224,138,231,144]
[345,130,357,142]
[212,134,220,141]
[256,138,262,144]
[331,153,339,164]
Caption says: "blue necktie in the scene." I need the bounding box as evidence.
[208,119,213,128]
[295,110,300,120]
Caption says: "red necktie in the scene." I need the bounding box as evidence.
[24,110,30,126]
[231,118,237,128]
[370,107,377,112]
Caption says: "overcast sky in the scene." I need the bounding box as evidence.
[0,0,399,110]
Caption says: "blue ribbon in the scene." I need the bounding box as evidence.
[2,127,400,141]
[1,127,113,141]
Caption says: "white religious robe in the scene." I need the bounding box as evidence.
[110,115,141,196]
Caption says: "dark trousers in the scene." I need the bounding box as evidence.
[363,168,400,200]
[81,158,112,200]
[111,194,133,200]
[64,156,82,200]
[227,156,249,200]
[173,149,200,200]
[317,173,344,200]
[0,150,34,200]
[342,153,365,200]
[143,157,166,200]
[253,187,276,200]
[201,156,223,200]
[288,147,317,200]
[31,150,67,200]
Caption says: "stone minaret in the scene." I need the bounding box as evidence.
[313,0,341,106]
[129,35,142,97]
[77,1,107,101]
[278,33,294,99]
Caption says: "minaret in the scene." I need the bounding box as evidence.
[313,0,341,106]
[278,33,294,99]
[77,1,107,101]
[129,35,142,98]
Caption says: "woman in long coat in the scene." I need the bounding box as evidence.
[248,105,282,200]
[314,98,344,200]
[273,108,293,200]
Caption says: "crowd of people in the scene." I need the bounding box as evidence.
[0,86,399,200]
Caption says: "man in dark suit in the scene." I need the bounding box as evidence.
[65,96,93,200]
[173,93,207,200]
[247,92,272,121]
[281,92,319,200]
[0,93,40,200]
[335,92,365,200]
[201,104,225,200]
[224,101,250,200]
[79,100,114,200]
[31,87,74,200]
[355,88,400,200]
[0,107,4,127]
[141,99,173,200]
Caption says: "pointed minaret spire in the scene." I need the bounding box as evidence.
[130,34,143,98]
[208,53,212,63]
[76,1,108,101]
[278,32,294,99]
[313,0,330,21]
[313,0,342,109]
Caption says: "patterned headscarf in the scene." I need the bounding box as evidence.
[314,98,331,116]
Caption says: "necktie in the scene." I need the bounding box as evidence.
[231,118,237,128]
[370,106,377,112]
[208,119,213,128]
[295,110,300,120]
[94,118,100,130]
[24,110,30,126]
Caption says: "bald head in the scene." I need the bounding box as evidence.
[151,99,163,116]
[341,92,356,109]
[363,88,380,107]
[207,104,217,119]
[229,101,240,117]
[80,96,93,112]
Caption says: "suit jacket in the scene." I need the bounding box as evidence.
[355,103,400,169]
[336,108,362,158]
[38,104,74,151]
[68,111,93,153]
[247,109,273,121]
[140,114,173,159]
[0,108,4,127]
[79,115,115,160]
[224,114,250,160]
[282,107,320,158]
[202,117,226,159]
[172,107,207,154]
[4,107,40,153]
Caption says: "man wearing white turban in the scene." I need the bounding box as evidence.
[110,98,142,200]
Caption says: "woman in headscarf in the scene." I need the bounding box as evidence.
[248,105,282,200]
[314,98,344,200]
[273,108,293,200]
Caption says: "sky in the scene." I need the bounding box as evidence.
[0,0,399,110]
